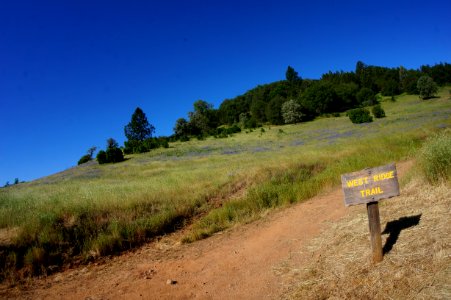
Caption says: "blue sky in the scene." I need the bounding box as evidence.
[1,0,450,184]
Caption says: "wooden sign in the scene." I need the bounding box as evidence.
[341,163,400,207]
[341,163,400,263]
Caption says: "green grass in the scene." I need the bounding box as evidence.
[0,88,450,281]
[418,129,451,184]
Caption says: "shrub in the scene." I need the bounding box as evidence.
[372,104,386,118]
[179,135,190,142]
[106,147,124,163]
[77,146,97,165]
[226,125,241,134]
[96,150,107,164]
[123,140,142,154]
[357,88,377,106]
[97,138,124,164]
[347,108,373,124]
[218,131,229,139]
[78,154,92,165]
[244,117,258,129]
[124,137,169,154]
[418,131,451,184]
[142,138,159,151]
[417,75,438,99]
[281,99,304,124]
[161,140,169,148]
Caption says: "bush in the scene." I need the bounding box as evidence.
[96,150,107,165]
[226,125,241,134]
[161,139,169,148]
[124,137,169,154]
[372,105,386,118]
[78,154,92,165]
[244,117,258,129]
[417,75,438,99]
[96,138,124,164]
[357,88,377,106]
[97,150,108,164]
[347,108,373,124]
[124,140,142,154]
[106,148,124,163]
[214,128,228,138]
[418,131,451,184]
[142,138,159,151]
[179,135,190,142]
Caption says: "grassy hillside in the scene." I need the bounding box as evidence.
[1,88,450,282]
[286,134,450,299]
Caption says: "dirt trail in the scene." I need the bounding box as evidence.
[2,161,413,300]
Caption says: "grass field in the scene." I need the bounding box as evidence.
[0,88,450,282]
[286,143,450,299]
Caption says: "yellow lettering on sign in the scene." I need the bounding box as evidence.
[359,186,384,197]
[373,171,394,182]
[346,177,369,187]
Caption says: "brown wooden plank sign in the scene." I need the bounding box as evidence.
[341,163,400,263]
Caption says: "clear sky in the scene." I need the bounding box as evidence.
[1,0,450,184]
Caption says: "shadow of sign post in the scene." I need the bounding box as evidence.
[341,163,400,263]
[382,214,422,255]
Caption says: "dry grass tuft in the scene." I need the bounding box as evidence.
[286,177,450,299]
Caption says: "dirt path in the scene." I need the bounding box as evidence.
[2,161,413,300]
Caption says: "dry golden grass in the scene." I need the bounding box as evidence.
[286,175,450,299]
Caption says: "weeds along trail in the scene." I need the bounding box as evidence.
[1,160,417,299]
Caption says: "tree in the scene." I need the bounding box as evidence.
[417,75,438,99]
[107,138,119,149]
[124,107,155,142]
[334,82,359,110]
[300,81,339,116]
[193,100,213,115]
[250,99,267,123]
[14,178,19,185]
[78,146,97,165]
[356,87,377,106]
[265,95,286,125]
[97,138,124,164]
[281,99,304,124]
[173,118,190,140]
[87,146,97,158]
[78,154,91,165]
[380,79,399,96]
[399,67,421,94]
[188,100,216,136]
[286,66,301,83]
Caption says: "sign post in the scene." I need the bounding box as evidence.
[367,202,383,263]
[341,163,400,263]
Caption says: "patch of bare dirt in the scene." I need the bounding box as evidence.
[0,161,414,300]
[0,227,20,247]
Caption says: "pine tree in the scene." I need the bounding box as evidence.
[124,107,155,141]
